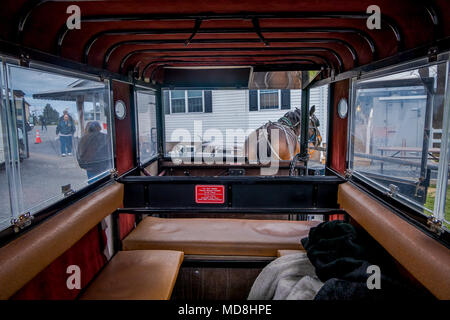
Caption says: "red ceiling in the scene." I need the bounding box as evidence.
[0,0,448,82]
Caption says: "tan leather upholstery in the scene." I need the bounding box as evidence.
[81,250,183,300]
[277,250,305,257]
[122,217,318,256]
[338,182,450,300]
[0,182,124,300]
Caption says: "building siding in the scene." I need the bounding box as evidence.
[165,90,303,145]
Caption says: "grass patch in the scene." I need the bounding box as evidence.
[424,184,450,229]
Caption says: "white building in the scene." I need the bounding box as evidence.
[164,87,328,154]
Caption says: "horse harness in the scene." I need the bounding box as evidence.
[258,119,299,160]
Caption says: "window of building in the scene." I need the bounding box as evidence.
[259,90,279,110]
[0,62,114,232]
[169,90,204,113]
[136,89,158,164]
[248,89,292,111]
[349,60,450,229]
[170,90,186,113]
[188,90,203,112]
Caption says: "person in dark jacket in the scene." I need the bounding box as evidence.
[56,111,75,156]
[77,121,111,181]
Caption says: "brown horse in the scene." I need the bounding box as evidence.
[244,106,322,163]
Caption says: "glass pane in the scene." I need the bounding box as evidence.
[308,85,329,174]
[171,90,185,113]
[350,63,448,216]
[188,90,202,98]
[163,89,303,165]
[7,64,114,217]
[136,90,157,164]
[188,97,202,112]
[260,90,279,109]
[0,64,12,231]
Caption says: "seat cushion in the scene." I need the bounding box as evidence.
[122,217,319,257]
[0,182,124,300]
[277,249,305,257]
[80,250,183,300]
[338,182,450,300]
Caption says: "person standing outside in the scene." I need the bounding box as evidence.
[41,116,47,131]
[77,121,111,182]
[56,110,75,157]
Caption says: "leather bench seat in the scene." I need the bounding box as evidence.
[122,217,319,257]
[338,182,450,299]
[277,249,304,257]
[81,250,183,300]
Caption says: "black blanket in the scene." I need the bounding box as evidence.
[301,221,432,300]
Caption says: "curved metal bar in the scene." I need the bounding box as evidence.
[185,18,202,46]
[147,59,322,82]
[141,58,321,80]
[118,47,344,74]
[53,11,403,55]
[424,3,442,40]
[82,27,376,64]
[103,38,357,69]
[139,53,332,78]
[17,0,92,41]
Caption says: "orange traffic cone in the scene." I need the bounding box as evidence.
[35,129,42,144]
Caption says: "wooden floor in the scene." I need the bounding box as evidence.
[171,267,262,300]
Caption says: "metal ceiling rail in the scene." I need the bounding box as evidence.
[140,57,325,80]
[82,27,377,64]
[143,59,322,82]
[118,47,344,74]
[102,38,358,69]
[48,11,407,57]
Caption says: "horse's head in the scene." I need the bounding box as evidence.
[280,106,322,147]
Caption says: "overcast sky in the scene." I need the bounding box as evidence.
[6,65,105,119]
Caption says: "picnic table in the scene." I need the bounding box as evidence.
[377,146,440,174]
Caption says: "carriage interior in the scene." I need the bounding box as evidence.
[0,0,449,302]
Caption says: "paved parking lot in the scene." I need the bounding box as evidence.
[0,125,87,230]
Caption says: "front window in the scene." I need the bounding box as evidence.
[349,60,450,229]
[163,88,307,160]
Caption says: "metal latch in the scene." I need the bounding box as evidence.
[19,53,30,67]
[61,184,75,197]
[110,169,118,179]
[11,212,33,233]
[387,184,399,198]
[428,46,438,63]
[427,216,443,236]
[344,169,353,180]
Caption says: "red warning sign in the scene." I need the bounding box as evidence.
[195,185,225,204]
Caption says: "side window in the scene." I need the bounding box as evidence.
[0,63,114,231]
[136,89,158,164]
[350,61,449,229]
[0,65,12,231]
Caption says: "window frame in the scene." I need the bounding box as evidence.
[134,86,159,166]
[0,56,116,230]
[169,90,205,114]
[347,53,450,231]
